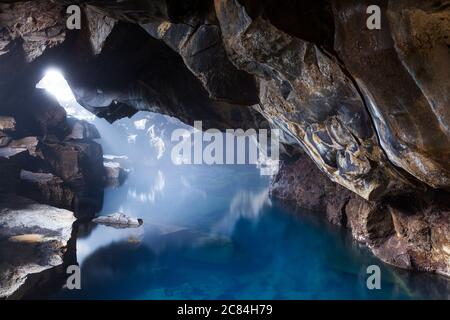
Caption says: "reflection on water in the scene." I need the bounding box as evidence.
[53,112,450,300]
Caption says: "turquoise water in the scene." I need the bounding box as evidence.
[53,163,450,300]
[52,113,449,300]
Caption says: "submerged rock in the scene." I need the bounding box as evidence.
[333,0,450,189]
[40,140,104,189]
[0,194,75,299]
[92,213,143,229]
[0,136,39,159]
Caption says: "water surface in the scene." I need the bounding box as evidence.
[54,113,450,300]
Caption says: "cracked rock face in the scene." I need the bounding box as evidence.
[333,0,450,189]
[215,0,415,200]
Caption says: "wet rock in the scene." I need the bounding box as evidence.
[84,5,117,55]
[272,154,450,276]
[19,170,74,209]
[344,196,393,245]
[0,194,75,299]
[0,117,16,132]
[8,137,39,156]
[40,141,104,189]
[0,131,11,147]
[65,118,100,141]
[270,151,353,226]
[215,0,415,200]
[333,0,450,189]
[92,212,143,229]
[0,0,66,62]
[142,21,258,104]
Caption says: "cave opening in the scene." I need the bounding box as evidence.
[36,69,95,121]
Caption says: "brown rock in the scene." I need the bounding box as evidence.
[333,0,450,189]
[270,152,353,226]
[0,0,66,62]
[19,170,75,209]
[40,141,104,189]
[215,0,415,200]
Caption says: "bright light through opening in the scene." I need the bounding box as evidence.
[36,69,95,121]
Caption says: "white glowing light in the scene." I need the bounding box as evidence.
[36,69,95,121]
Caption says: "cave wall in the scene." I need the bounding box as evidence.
[0,0,449,276]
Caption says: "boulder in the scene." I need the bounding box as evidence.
[92,212,143,229]
[142,21,258,104]
[103,155,129,186]
[65,118,101,140]
[270,151,353,226]
[40,140,104,189]
[0,136,39,159]
[333,0,450,189]
[0,194,75,299]
[272,154,450,276]
[8,137,39,157]
[104,160,125,180]
[0,0,66,63]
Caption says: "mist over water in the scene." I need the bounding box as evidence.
[35,70,449,299]
[48,112,450,300]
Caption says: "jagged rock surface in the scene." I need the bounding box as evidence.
[333,0,450,189]
[0,194,75,299]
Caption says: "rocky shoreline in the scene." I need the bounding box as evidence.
[0,87,107,298]
[271,151,450,277]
